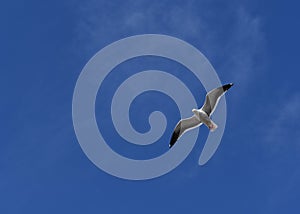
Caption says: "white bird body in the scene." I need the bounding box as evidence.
[192,109,218,131]
[169,83,233,148]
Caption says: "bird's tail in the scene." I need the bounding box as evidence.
[208,120,218,132]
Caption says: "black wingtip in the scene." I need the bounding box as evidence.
[169,128,180,148]
[169,121,183,148]
[169,133,178,148]
[222,83,234,91]
[169,139,176,148]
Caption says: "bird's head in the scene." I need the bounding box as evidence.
[192,109,198,114]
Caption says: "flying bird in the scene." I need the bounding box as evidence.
[169,83,233,148]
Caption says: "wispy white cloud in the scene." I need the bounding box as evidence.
[264,93,300,148]
[219,8,266,87]
[72,0,266,89]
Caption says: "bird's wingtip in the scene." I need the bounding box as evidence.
[222,83,234,91]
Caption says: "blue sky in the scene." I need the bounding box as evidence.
[1,0,300,213]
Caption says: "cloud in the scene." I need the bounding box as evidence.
[220,8,266,86]
[72,0,266,89]
[264,93,300,146]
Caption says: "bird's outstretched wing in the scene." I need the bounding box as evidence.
[201,83,233,116]
[169,115,202,148]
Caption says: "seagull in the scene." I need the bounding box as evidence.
[169,83,233,148]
